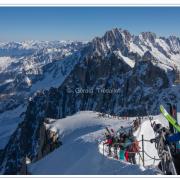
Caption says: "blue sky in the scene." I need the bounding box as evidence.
[0,7,180,41]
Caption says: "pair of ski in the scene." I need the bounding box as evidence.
[160,105,180,132]
[105,127,114,136]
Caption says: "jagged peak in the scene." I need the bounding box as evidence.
[102,28,132,43]
[139,32,157,42]
[90,28,133,56]
[168,35,179,40]
[167,35,180,43]
[92,28,132,43]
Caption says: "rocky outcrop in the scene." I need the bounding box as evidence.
[0,99,62,175]
[37,121,61,161]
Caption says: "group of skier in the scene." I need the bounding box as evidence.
[103,127,140,164]
[101,104,180,174]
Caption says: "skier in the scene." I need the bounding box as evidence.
[109,128,118,158]
[165,132,180,174]
[103,133,113,156]
[113,136,119,159]
[118,133,126,160]
[128,136,141,164]
[118,133,132,160]
[116,126,127,136]
[166,132,180,143]
[165,132,180,153]
[133,119,139,131]
[151,122,163,133]
[110,128,115,137]
[125,148,129,161]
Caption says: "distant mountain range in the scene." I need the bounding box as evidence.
[0,40,85,112]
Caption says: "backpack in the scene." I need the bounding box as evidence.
[107,138,113,145]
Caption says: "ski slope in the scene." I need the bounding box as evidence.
[28,111,169,175]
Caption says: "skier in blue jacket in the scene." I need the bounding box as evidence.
[166,132,180,154]
[166,132,180,143]
[166,132,180,174]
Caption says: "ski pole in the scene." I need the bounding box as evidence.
[137,152,143,165]
[103,143,104,156]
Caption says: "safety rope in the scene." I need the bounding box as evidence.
[143,150,161,161]
[101,142,161,160]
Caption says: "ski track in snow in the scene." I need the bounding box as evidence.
[28,111,169,175]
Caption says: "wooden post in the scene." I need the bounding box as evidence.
[142,134,145,166]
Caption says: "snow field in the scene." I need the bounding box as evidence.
[29,111,166,175]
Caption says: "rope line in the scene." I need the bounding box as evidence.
[143,150,161,161]
[101,143,161,161]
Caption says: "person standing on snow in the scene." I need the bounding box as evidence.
[113,137,119,159]
[164,132,180,174]
[118,134,126,160]
[118,133,132,160]
[128,137,141,164]
[110,129,119,159]
[103,134,113,156]
[166,132,180,144]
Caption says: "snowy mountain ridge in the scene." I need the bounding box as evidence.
[0,40,85,112]
[90,28,180,70]
[0,40,85,55]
